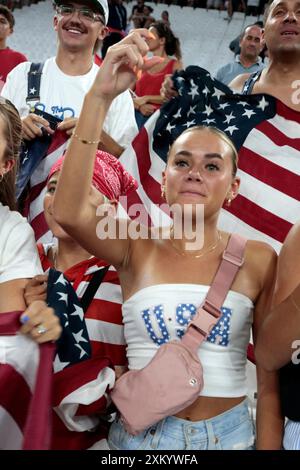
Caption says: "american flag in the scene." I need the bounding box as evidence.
[119,66,300,253]
[0,270,115,450]
[38,253,124,449]
[0,312,54,450]
[18,127,69,243]
[47,268,116,450]
[47,268,92,371]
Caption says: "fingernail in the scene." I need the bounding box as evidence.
[20,314,29,324]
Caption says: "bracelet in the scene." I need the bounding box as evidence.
[290,292,300,313]
[72,132,100,145]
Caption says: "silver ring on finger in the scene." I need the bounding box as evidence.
[37,324,47,335]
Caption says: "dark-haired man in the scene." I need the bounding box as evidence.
[229,0,300,108]
[216,24,264,85]
[0,5,26,90]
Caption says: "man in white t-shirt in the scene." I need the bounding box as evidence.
[1,0,137,156]
[1,0,138,243]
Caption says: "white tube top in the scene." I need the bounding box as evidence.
[122,284,254,397]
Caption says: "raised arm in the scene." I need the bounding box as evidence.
[250,243,283,449]
[53,30,155,268]
[255,223,300,371]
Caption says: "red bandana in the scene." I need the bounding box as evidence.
[48,150,138,200]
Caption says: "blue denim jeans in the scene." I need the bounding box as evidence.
[108,399,255,450]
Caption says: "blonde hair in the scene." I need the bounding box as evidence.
[0,98,22,210]
[169,125,238,176]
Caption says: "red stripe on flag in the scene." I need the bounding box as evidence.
[31,212,49,242]
[86,300,122,324]
[132,128,164,204]
[238,147,300,200]
[227,194,292,243]
[276,99,300,122]
[0,364,31,431]
[90,341,126,366]
[132,127,151,175]
[121,187,152,226]
[255,120,300,151]
[53,357,111,405]
[29,180,45,203]
[47,130,69,155]
[247,343,255,364]
[76,396,107,416]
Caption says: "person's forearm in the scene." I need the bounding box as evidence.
[145,95,164,105]
[256,390,283,449]
[53,91,112,227]
[255,284,300,370]
[99,130,124,158]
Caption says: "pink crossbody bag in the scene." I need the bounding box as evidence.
[111,233,246,436]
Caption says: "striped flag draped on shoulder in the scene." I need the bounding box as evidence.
[119,65,300,252]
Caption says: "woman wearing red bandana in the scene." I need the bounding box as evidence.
[24,149,137,449]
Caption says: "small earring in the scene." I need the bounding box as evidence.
[226,198,232,207]
[0,173,4,183]
[161,186,165,199]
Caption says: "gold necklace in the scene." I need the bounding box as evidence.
[169,230,222,259]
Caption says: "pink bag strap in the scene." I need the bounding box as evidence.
[181,233,247,351]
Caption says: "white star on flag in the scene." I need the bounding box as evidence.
[57,292,68,304]
[53,354,70,373]
[72,329,89,344]
[75,343,88,359]
[173,108,182,119]
[218,102,229,110]
[257,96,269,111]
[237,101,249,107]
[63,313,69,327]
[224,125,239,135]
[203,118,216,125]
[187,105,197,116]
[224,112,235,124]
[183,119,196,128]
[54,274,69,286]
[70,304,84,321]
[203,104,213,116]
[166,122,176,133]
[212,87,225,100]
[243,109,256,119]
[202,86,210,96]
[188,80,199,99]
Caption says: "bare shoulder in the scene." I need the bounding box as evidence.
[282,221,300,248]
[228,72,251,93]
[245,239,277,276]
[246,239,277,261]
[277,222,300,269]
[275,223,300,302]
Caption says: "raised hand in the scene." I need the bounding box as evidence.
[160,74,178,102]
[90,29,162,102]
